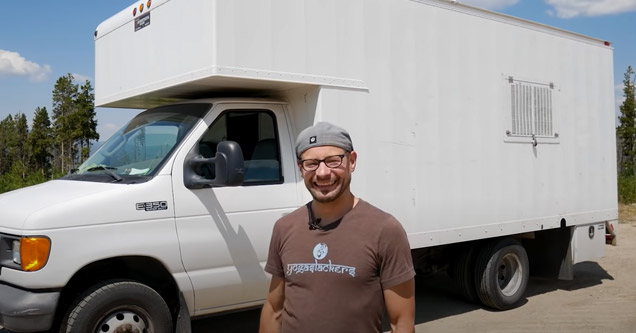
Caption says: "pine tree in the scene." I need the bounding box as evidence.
[14,113,30,179]
[74,80,99,163]
[0,115,15,175]
[618,66,636,176]
[52,75,100,172]
[52,73,79,173]
[29,107,53,178]
[0,114,29,192]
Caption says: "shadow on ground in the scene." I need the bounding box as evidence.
[412,260,614,326]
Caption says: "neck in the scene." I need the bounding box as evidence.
[312,192,358,223]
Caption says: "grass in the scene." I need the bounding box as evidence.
[618,175,636,204]
[619,203,636,224]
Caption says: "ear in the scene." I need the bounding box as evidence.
[348,151,357,172]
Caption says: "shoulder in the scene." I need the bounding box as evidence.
[272,205,308,233]
[353,200,409,244]
[355,199,401,226]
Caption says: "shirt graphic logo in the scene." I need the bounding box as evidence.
[313,243,328,260]
[285,242,356,277]
[309,136,317,144]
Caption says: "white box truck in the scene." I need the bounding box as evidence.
[0,0,618,331]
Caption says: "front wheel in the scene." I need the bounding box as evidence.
[474,238,529,310]
[62,280,173,333]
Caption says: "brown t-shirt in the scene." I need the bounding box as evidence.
[265,199,415,333]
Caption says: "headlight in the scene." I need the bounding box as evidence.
[12,240,21,264]
[11,237,51,271]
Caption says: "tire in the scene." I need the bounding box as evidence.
[62,280,173,333]
[449,243,479,303]
[474,238,529,310]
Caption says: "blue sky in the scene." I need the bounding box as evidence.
[1,0,635,141]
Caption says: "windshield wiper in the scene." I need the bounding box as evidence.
[86,165,123,182]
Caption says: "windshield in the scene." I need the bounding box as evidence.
[66,103,211,183]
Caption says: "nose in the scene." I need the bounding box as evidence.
[314,161,331,177]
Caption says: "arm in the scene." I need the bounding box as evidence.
[384,278,415,333]
[259,276,285,333]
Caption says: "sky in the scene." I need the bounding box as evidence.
[1,0,635,142]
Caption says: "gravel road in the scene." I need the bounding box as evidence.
[413,219,636,332]
[3,220,635,332]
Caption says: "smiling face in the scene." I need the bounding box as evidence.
[298,145,357,203]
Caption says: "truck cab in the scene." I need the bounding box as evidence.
[0,99,301,331]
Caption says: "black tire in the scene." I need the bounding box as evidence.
[62,280,173,333]
[474,238,529,310]
[449,243,479,303]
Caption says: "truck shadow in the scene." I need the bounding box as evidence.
[525,261,614,296]
[190,261,613,332]
[197,189,269,285]
[412,272,482,324]
[412,260,614,325]
[192,308,261,332]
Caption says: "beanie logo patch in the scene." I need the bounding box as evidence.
[309,136,317,144]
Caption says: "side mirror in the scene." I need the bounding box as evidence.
[184,141,245,189]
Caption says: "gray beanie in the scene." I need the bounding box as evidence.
[295,122,354,157]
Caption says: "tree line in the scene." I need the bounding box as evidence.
[616,66,636,203]
[0,74,99,193]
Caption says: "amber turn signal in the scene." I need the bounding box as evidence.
[20,237,51,271]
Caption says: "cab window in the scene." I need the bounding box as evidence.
[197,110,282,185]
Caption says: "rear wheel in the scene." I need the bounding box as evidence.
[62,280,173,333]
[449,243,479,303]
[474,238,529,310]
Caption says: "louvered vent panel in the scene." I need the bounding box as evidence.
[509,81,554,138]
[534,86,553,137]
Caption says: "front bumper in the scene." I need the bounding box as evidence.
[0,283,59,332]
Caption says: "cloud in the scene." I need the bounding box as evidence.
[72,73,93,84]
[103,122,119,131]
[98,122,121,141]
[545,0,636,18]
[0,49,51,82]
[461,0,520,10]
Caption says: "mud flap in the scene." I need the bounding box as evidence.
[523,225,574,280]
[176,292,192,333]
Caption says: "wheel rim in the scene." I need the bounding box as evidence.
[96,307,150,333]
[498,252,523,297]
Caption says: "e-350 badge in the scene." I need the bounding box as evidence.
[136,201,168,211]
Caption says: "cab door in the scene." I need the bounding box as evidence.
[172,102,299,314]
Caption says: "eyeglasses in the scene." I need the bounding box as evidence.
[299,154,346,171]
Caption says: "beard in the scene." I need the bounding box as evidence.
[305,174,352,203]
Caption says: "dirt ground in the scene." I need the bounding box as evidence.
[413,204,636,333]
[3,207,635,332]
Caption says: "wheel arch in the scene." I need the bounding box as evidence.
[54,256,182,327]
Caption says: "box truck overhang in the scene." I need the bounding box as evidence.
[94,68,368,109]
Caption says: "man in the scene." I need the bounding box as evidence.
[259,122,416,333]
